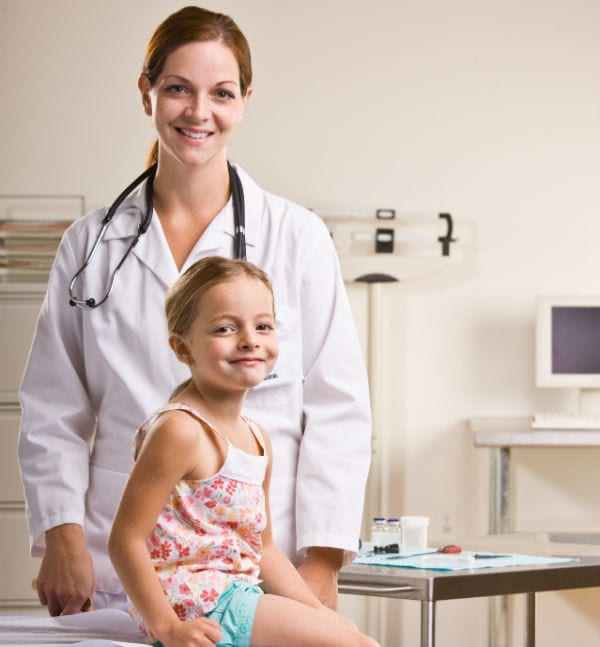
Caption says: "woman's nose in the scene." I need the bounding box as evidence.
[185,93,209,120]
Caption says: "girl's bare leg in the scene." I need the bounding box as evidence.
[251,593,380,647]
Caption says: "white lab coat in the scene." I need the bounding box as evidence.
[18,166,372,595]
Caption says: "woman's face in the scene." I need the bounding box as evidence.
[139,40,252,170]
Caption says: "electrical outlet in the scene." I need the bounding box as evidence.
[431,505,459,542]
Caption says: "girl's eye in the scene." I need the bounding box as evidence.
[215,324,235,333]
[256,323,275,332]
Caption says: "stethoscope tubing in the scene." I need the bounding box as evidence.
[68,162,246,309]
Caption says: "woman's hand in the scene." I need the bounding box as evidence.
[158,616,222,647]
[297,547,344,610]
[36,524,95,616]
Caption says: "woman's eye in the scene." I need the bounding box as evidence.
[166,84,187,94]
[215,89,235,101]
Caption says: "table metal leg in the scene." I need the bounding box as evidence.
[490,446,510,535]
[420,600,435,647]
[488,447,511,647]
[525,592,536,647]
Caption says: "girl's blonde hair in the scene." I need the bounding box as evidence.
[166,256,274,338]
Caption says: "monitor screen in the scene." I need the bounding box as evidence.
[536,296,600,388]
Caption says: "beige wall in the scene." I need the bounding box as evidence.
[2,0,600,644]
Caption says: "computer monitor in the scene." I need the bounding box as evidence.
[536,295,600,392]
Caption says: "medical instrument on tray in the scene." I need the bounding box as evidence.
[436,546,512,559]
[68,162,246,309]
[437,544,462,554]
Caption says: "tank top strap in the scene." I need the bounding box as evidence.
[162,402,231,444]
[243,416,268,456]
[134,402,230,458]
[135,404,266,458]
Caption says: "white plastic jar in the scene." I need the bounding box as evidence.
[400,515,429,549]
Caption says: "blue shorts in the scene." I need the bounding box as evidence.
[153,580,263,647]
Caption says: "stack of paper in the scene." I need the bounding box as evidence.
[0,219,72,283]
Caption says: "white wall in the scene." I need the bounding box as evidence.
[3,0,600,644]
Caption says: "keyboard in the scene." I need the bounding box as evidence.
[531,411,600,430]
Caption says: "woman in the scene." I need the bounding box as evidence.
[18,5,371,617]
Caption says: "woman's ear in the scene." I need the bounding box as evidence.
[138,74,153,116]
[169,333,193,366]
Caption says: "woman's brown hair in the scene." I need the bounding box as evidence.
[142,6,252,167]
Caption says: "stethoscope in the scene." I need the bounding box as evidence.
[68,162,246,309]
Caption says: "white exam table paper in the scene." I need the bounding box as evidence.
[0,608,146,645]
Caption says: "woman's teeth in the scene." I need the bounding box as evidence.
[179,128,209,139]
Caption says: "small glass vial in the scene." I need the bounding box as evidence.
[370,517,387,548]
[386,518,402,547]
[400,515,429,549]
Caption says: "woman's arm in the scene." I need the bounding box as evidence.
[258,429,324,609]
[295,217,372,607]
[18,225,98,614]
[109,414,221,647]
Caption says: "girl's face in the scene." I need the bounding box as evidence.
[139,40,252,170]
[172,275,278,395]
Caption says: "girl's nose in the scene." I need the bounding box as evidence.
[239,330,259,349]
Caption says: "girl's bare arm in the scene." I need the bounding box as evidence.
[108,414,221,646]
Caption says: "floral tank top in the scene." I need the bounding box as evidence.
[129,403,268,639]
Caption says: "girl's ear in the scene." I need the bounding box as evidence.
[169,333,193,365]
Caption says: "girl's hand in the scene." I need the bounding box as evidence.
[159,617,222,647]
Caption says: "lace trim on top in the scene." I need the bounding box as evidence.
[134,402,268,486]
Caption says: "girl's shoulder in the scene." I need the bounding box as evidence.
[135,403,208,459]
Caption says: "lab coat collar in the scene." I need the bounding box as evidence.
[98,164,264,285]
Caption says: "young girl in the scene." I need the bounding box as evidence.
[108,256,378,647]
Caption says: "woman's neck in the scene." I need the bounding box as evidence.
[151,156,232,269]
[152,156,231,220]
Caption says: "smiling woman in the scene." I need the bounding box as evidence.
[17,4,372,634]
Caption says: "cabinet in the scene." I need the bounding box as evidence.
[0,284,46,613]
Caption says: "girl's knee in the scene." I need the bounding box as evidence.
[359,634,380,647]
